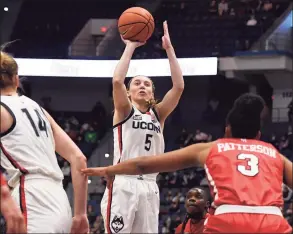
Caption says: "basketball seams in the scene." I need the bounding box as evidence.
[122,11,151,22]
[118,22,147,28]
[124,15,152,41]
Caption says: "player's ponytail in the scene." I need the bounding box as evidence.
[146,98,158,109]
[180,213,190,234]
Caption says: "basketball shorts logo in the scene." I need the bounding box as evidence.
[111,215,124,233]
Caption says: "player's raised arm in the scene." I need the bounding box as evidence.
[282,154,293,189]
[43,110,89,233]
[82,142,213,177]
[155,21,184,122]
[112,37,145,118]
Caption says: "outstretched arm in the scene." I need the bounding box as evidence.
[282,154,293,189]
[82,142,213,177]
[113,38,145,119]
[155,21,184,122]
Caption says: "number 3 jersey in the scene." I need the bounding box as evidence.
[205,138,284,210]
[0,95,63,186]
[113,105,165,180]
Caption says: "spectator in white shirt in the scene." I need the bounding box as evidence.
[218,0,229,16]
[247,15,257,26]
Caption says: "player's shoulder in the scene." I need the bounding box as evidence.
[175,223,184,234]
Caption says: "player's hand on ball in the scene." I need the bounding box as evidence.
[120,35,146,48]
[162,21,172,50]
[70,214,89,234]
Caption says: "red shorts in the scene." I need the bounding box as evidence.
[204,213,292,233]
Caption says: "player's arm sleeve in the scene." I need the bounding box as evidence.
[282,154,293,189]
[107,142,212,176]
[43,109,88,216]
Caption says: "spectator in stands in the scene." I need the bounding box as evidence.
[230,8,236,16]
[176,128,189,148]
[288,100,292,123]
[218,0,229,16]
[263,0,273,12]
[87,204,98,227]
[247,15,258,26]
[194,129,209,143]
[90,215,104,234]
[41,96,53,116]
[209,0,218,15]
[61,161,71,188]
[175,187,209,234]
[285,203,293,226]
[283,184,293,203]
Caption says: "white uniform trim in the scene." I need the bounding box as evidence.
[214,205,283,216]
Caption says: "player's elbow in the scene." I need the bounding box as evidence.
[112,77,124,86]
[174,83,184,92]
[71,154,87,169]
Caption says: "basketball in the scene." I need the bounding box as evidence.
[118,7,155,42]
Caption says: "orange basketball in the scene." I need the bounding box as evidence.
[118,7,155,42]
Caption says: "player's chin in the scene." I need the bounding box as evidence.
[134,96,149,102]
[187,205,201,213]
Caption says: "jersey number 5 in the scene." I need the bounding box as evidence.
[237,153,259,177]
[145,134,153,151]
[22,108,48,137]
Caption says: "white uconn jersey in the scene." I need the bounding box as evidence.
[113,105,165,180]
[0,95,63,186]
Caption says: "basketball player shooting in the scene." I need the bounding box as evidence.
[95,21,184,234]
[83,93,293,233]
[1,172,26,233]
[0,51,89,233]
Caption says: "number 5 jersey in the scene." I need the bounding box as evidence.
[112,105,165,181]
[205,138,284,211]
[0,95,63,186]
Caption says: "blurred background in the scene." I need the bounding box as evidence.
[0,0,292,233]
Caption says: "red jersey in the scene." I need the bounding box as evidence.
[175,214,208,234]
[205,138,284,210]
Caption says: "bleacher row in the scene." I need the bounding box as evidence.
[7,0,291,59]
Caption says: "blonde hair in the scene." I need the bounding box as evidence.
[0,51,18,89]
[127,75,158,109]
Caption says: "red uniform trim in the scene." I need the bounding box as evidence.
[106,124,123,234]
[0,143,28,229]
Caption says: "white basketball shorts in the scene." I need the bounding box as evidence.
[101,175,160,233]
[11,174,72,233]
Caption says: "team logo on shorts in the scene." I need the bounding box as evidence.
[111,215,124,233]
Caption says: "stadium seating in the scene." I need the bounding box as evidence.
[8,0,291,58]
